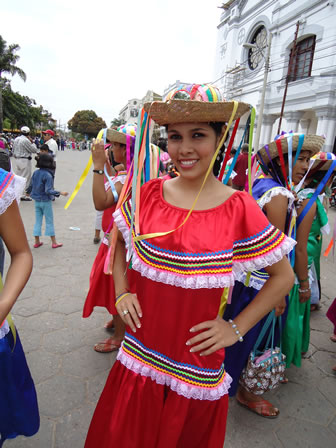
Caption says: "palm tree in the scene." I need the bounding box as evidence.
[0,36,26,131]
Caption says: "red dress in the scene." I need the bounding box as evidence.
[85,179,294,447]
[83,174,128,317]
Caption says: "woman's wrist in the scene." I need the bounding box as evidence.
[228,319,244,342]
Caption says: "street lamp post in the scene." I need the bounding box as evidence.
[243,32,273,151]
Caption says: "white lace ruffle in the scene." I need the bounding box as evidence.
[0,174,26,215]
[257,187,295,212]
[321,222,330,235]
[0,319,10,339]
[114,208,297,290]
[117,349,232,401]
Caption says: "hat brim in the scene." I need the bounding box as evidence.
[106,129,127,145]
[258,134,324,163]
[143,100,250,125]
[308,159,336,174]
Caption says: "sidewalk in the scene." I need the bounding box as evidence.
[6,149,336,447]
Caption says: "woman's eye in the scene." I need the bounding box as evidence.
[193,132,205,138]
[168,134,181,140]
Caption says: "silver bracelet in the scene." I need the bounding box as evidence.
[298,287,310,293]
[228,319,244,342]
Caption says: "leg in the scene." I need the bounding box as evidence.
[33,202,43,247]
[236,385,279,418]
[94,211,103,244]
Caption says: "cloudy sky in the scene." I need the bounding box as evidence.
[2,0,222,128]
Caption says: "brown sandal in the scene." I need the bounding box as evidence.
[94,338,121,353]
[237,396,280,418]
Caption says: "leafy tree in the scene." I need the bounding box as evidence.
[110,117,125,128]
[0,35,27,131]
[2,84,55,131]
[68,110,107,137]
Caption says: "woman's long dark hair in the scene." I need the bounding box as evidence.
[209,122,229,177]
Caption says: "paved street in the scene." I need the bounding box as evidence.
[5,149,336,448]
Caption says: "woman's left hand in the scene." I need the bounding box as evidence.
[186,316,239,356]
[299,288,311,303]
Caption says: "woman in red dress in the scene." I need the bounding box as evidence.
[85,84,295,447]
[83,125,136,352]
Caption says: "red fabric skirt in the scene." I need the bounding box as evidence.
[84,360,228,448]
[83,243,117,317]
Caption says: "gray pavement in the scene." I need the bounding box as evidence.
[5,149,336,447]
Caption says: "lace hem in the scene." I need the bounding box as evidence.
[113,208,296,289]
[117,349,232,401]
[257,187,295,212]
[0,319,10,340]
[234,271,266,291]
[0,174,26,215]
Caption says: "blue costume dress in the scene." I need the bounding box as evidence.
[223,177,295,396]
[0,168,39,446]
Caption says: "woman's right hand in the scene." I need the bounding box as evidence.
[116,292,142,333]
[91,139,108,169]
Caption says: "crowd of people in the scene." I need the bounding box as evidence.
[0,83,335,447]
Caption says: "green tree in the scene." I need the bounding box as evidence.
[110,117,125,128]
[2,85,55,131]
[0,35,27,131]
[68,110,107,137]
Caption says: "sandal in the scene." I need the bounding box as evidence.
[33,242,43,248]
[52,243,63,249]
[310,304,321,312]
[94,338,121,353]
[330,335,336,343]
[280,376,289,384]
[237,396,280,419]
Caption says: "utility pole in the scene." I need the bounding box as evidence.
[277,21,300,134]
[254,32,272,151]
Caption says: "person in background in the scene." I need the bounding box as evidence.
[26,154,68,249]
[232,143,249,191]
[42,130,58,170]
[12,126,38,201]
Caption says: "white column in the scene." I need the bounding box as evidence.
[260,115,277,147]
[324,116,336,153]
[283,111,304,133]
[300,118,311,135]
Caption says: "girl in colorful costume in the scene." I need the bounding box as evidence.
[283,151,336,367]
[0,168,39,446]
[85,84,295,448]
[224,133,322,418]
[83,125,136,353]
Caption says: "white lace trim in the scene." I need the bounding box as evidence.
[257,187,295,212]
[0,319,10,340]
[113,208,296,289]
[234,271,266,291]
[0,174,26,215]
[117,348,232,401]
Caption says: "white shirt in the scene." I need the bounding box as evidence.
[46,138,58,160]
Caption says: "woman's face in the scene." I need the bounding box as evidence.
[111,142,126,164]
[291,150,312,184]
[167,122,222,180]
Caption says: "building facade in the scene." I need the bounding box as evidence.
[214,0,336,151]
[119,90,162,124]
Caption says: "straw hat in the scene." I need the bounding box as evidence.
[258,133,324,162]
[106,124,137,145]
[143,83,250,125]
[308,152,336,173]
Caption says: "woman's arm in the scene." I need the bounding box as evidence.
[0,201,33,322]
[92,141,122,210]
[187,256,294,355]
[295,199,316,303]
[112,231,142,332]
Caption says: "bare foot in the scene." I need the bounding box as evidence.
[236,386,279,418]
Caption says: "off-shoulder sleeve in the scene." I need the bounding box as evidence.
[0,169,26,216]
[232,192,296,276]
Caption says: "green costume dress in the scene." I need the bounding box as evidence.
[282,189,329,367]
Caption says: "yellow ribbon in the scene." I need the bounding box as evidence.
[133,101,239,243]
[64,129,105,210]
[218,287,229,316]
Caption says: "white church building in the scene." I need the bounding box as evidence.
[214,0,336,152]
